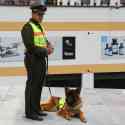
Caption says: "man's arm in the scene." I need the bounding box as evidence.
[21,23,34,53]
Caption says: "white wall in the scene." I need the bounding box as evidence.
[0,6,125,22]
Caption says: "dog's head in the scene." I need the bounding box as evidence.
[65,87,81,108]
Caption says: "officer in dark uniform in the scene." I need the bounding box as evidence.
[21,0,53,121]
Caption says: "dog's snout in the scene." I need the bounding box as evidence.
[66,95,75,106]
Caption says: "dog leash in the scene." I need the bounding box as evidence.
[48,86,53,97]
[46,55,53,97]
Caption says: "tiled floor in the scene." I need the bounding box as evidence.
[0,76,125,125]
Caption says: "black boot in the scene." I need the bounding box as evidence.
[37,111,48,116]
[26,114,44,121]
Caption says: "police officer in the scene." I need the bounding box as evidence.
[21,0,53,121]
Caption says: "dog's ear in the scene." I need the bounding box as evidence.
[76,88,81,94]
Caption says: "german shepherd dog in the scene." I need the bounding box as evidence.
[40,88,87,123]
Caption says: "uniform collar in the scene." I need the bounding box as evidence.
[30,18,40,26]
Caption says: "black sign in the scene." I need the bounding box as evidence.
[62,36,75,59]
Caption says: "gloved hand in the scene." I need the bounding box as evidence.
[47,42,54,55]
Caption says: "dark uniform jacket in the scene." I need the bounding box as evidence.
[21,18,48,58]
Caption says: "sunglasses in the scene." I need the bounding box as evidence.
[37,12,45,16]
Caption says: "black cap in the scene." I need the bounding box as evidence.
[30,0,47,12]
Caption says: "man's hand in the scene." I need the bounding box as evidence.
[47,42,54,55]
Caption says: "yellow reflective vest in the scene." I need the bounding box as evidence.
[58,97,65,109]
[29,22,47,48]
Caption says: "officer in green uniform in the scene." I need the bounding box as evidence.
[21,0,53,121]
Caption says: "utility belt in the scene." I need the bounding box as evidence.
[25,48,48,59]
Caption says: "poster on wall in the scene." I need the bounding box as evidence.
[0,32,76,62]
[101,35,125,59]
[62,36,76,59]
[0,32,24,62]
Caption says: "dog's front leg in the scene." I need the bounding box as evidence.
[58,109,71,120]
[65,113,71,120]
[62,110,71,120]
[80,111,87,123]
